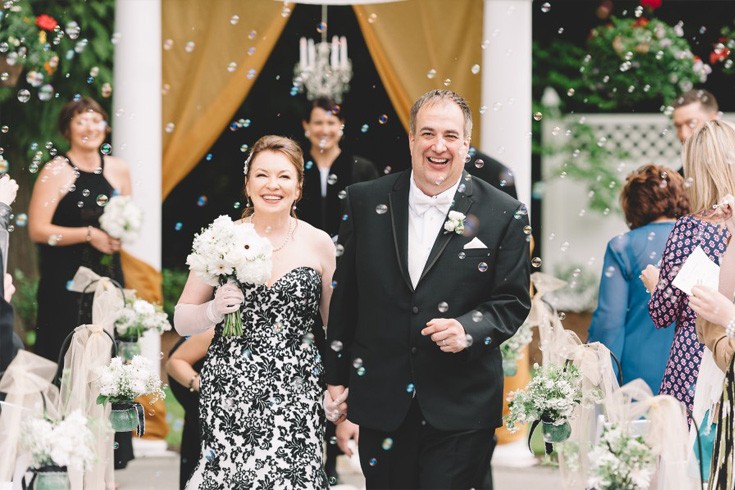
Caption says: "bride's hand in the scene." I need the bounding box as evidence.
[88,227,121,254]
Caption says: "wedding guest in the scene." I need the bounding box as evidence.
[299,96,379,239]
[165,330,214,490]
[326,90,531,489]
[588,164,688,392]
[643,120,735,415]
[671,89,719,145]
[690,195,735,373]
[27,97,133,468]
[175,135,336,488]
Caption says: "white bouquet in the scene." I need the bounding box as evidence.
[115,297,172,341]
[186,215,272,336]
[588,424,655,489]
[95,355,165,405]
[21,410,95,471]
[99,195,143,244]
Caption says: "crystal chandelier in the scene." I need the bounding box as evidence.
[293,6,352,103]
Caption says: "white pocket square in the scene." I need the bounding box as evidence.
[463,237,487,249]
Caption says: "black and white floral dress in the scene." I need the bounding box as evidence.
[186,267,328,489]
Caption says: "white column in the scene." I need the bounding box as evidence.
[480,0,532,212]
[113,0,162,374]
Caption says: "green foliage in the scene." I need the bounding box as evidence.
[162,268,189,320]
[11,266,37,333]
[0,0,115,162]
[581,17,707,110]
[0,0,59,79]
[552,121,626,215]
[711,21,735,75]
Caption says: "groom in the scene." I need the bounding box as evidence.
[326,90,531,489]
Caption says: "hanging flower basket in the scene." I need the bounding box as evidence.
[110,401,144,435]
[0,55,22,87]
[22,465,69,490]
[502,357,518,377]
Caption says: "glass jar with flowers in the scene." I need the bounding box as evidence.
[20,410,94,490]
[95,355,165,434]
[505,362,596,444]
[0,0,59,88]
[114,296,172,361]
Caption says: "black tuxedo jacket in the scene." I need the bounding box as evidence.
[325,170,531,432]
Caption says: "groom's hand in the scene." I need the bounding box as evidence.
[422,318,469,353]
[336,419,360,457]
[326,385,349,424]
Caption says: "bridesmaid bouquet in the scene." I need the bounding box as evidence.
[99,195,143,244]
[587,424,655,490]
[21,410,95,473]
[186,215,272,336]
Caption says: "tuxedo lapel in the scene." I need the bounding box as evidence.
[418,173,475,285]
[388,172,414,292]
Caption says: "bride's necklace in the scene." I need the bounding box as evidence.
[250,216,296,252]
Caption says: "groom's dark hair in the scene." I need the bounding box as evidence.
[409,90,472,139]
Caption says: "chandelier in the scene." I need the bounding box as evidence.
[293,5,352,103]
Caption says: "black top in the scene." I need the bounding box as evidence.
[297,149,378,238]
[465,149,518,200]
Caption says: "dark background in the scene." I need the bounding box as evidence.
[163,1,735,270]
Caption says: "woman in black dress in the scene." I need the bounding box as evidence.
[166,329,214,489]
[28,97,133,467]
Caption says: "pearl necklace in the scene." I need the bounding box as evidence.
[250,216,296,252]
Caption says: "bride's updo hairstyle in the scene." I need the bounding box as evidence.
[242,135,305,219]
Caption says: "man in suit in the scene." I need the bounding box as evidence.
[325,90,531,489]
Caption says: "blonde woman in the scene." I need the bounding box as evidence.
[644,120,735,415]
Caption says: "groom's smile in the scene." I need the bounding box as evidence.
[409,99,469,196]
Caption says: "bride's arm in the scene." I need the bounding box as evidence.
[318,231,337,327]
[174,271,242,335]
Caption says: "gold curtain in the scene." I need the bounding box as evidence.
[353,0,483,143]
[161,0,292,199]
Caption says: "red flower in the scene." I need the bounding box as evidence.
[632,18,649,28]
[35,14,58,31]
[640,0,662,9]
[710,46,731,64]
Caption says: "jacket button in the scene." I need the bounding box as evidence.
[412,306,419,314]
[411,347,417,354]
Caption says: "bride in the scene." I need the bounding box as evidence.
[174,135,336,488]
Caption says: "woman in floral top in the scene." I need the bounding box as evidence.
[644,120,735,414]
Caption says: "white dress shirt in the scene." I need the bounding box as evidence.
[407,173,461,288]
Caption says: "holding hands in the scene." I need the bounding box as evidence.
[422,318,469,353]
[325,385,348,424]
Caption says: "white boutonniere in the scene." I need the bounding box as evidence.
[443,211,465,235]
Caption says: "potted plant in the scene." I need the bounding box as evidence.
[506,363,591,444]
[95,355,165,434]
[114,296,171,360]
[500,321,533,376]
[20,410,94,490]
[0,1,59,88]
[587,424,655,489]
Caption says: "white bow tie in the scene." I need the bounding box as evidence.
[412,190,454,215]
